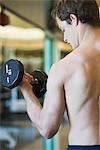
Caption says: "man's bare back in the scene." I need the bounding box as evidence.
[61,37,100,145]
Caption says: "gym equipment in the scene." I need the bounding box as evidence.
[0,59,48,98]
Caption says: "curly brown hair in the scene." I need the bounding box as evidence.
[52,0,100,27]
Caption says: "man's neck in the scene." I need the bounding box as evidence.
[78,23,100,46]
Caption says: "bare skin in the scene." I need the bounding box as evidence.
[64,45,100,145]
[19,16,100,145]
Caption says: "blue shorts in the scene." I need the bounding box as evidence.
[67,145,100,150]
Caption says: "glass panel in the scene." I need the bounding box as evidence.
[0,6,44,149]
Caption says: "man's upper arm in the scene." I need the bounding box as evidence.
[41,64,66,137]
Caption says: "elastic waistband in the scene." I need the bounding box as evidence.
[67,145,100,150]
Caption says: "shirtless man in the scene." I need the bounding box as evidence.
[19,0,100,149]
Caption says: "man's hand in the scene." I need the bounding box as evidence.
[19,72,33,91]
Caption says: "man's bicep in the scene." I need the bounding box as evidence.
[42,71,65,133]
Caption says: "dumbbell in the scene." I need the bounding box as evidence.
[0,59,48,98]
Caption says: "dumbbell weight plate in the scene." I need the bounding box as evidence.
[31,70,48,98]
[0,59,24,89]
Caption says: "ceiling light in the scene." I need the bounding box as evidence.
[0,25,45,40]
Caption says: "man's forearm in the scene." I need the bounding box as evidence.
[21,88,43,131]
[21,89,57,139]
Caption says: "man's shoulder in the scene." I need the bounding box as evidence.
[62,51,88,82]
[48,50,87,85]
[49,52,80,81]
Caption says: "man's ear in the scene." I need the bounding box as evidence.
[70,14,78,26]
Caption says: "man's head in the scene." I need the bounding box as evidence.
[52,0,100,49]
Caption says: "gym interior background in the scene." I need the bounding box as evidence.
[0,0,100,149]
